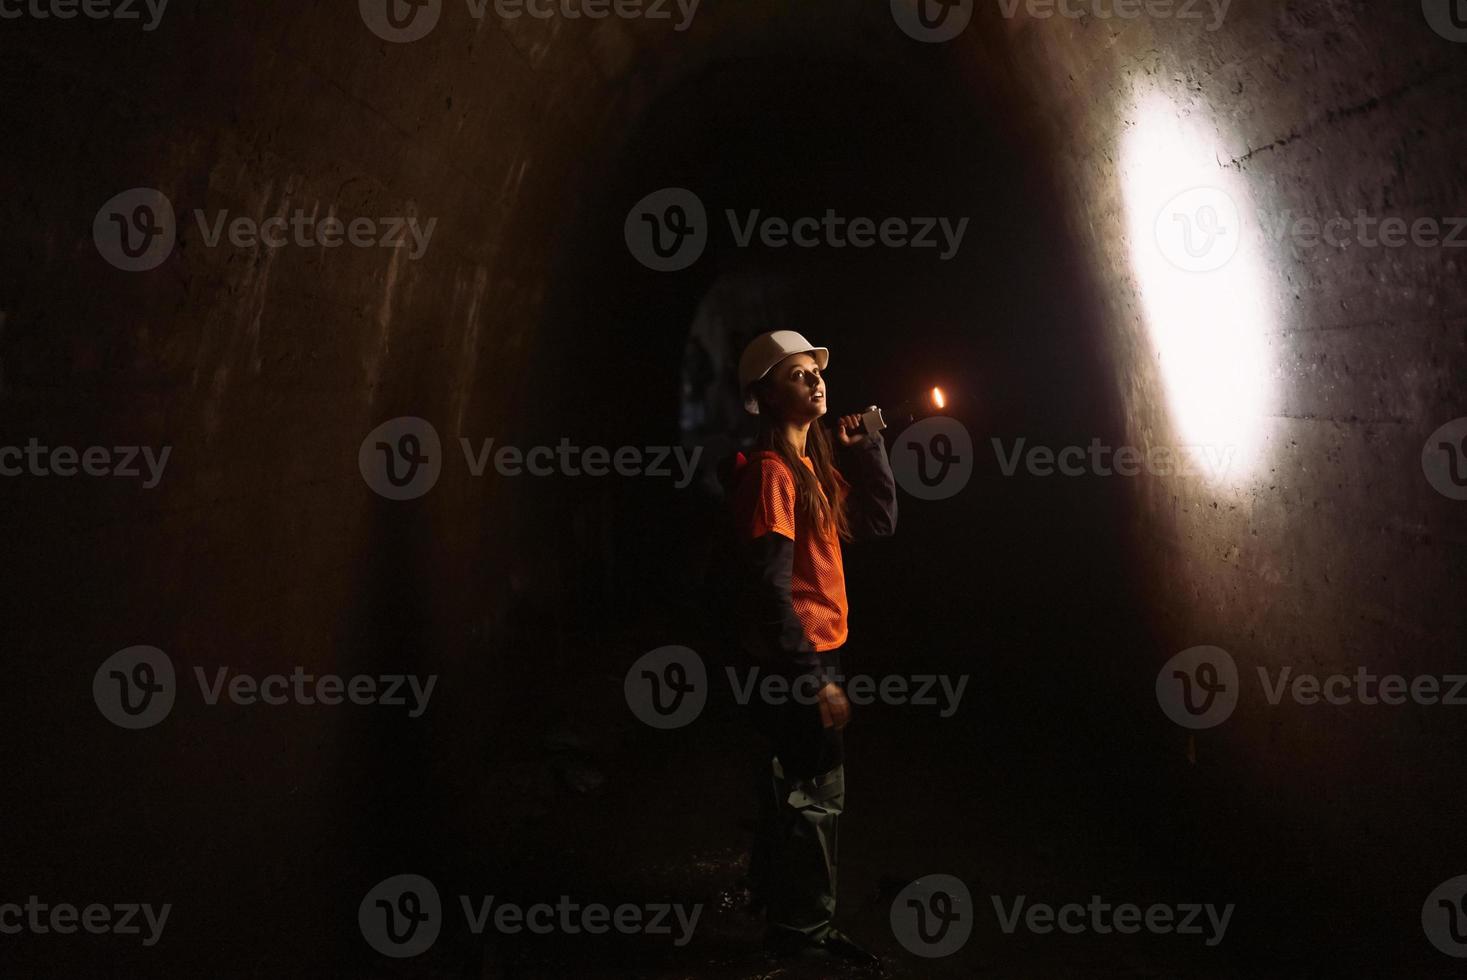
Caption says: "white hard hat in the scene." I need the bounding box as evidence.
[738,330,830,415]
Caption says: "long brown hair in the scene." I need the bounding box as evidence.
[752,388,851,542]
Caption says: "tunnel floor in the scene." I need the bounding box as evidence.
[406,607,1297,980]
[451,710,1251,976]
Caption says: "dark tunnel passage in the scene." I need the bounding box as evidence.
[3,1,1467,977]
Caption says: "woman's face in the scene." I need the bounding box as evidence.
[760,352,827,423]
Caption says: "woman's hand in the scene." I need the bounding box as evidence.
[835,414,867,447]
[817,681,851,730]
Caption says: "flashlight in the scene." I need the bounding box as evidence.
[839,387,949,439]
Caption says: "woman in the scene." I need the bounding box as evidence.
[728,330,898,964]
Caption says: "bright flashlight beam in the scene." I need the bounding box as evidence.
[932,387,946,410]
[1119,89,1277,485]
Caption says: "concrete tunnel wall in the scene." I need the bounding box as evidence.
[2,0,1465,970]
[983,1,1467,940]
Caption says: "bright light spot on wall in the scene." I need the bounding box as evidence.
[1120,90,1277,485]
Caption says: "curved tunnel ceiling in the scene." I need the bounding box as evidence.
[3,1,1465,975]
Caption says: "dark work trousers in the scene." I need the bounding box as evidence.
[746,647,847,943]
